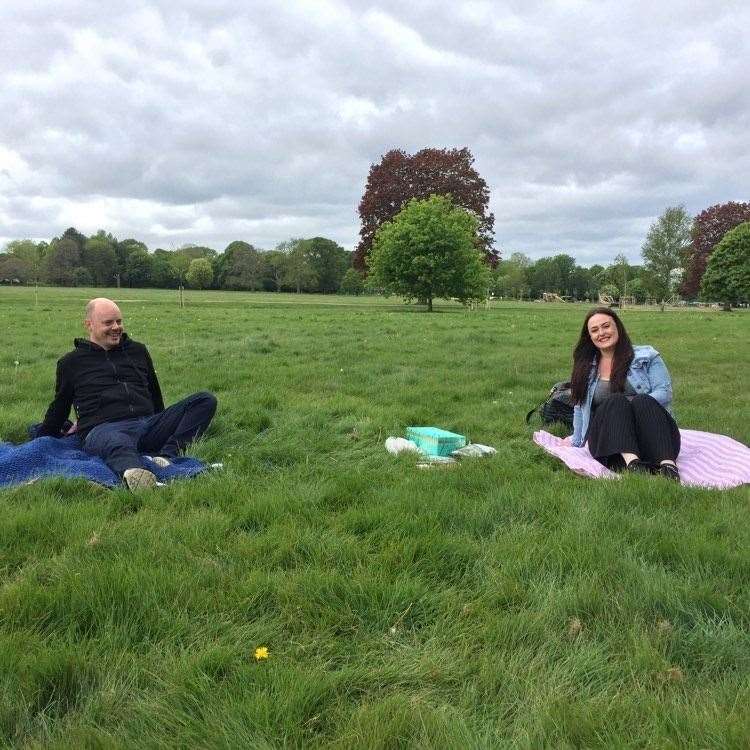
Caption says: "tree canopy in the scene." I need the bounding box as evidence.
[355,147,496,271]
[682,201,750,297]
[368,195,490,311]
[700,222,750,309]
[641,205,692,301]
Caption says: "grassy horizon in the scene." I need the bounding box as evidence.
[1,285,749,748]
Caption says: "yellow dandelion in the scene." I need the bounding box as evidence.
[254,646,269,661]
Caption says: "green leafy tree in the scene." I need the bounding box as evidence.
[5,239,45,281]
[221,243,266,290]
[340,268,365,295]
[700,222,750,310]
[170,253,191,287]
[186,257,214,289]
[642,205,692,301]
[263,250,287,291]
[124,247,153,287]
[300,237,351,292]
[44,238,80,286]
[494,252,529,299]
[150,250,179,288]
[0,253,31,283]
[82,232,118,285]
[368,195,490,311]
[280,239,318,293]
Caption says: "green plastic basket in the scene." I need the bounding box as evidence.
[406,426,467,457]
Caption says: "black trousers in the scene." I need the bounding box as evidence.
[587,393,680,471]
[83,391,217,475]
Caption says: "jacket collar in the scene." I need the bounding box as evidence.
[74,332,131,352]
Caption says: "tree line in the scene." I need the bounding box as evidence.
[0,230,365,294]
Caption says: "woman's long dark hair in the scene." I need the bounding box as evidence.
[570,307,634,404]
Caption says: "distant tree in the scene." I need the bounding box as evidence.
[682,201,750,297]
[82,232,118,285]
[627,278,647,304]
[494,252,530,298]
[641,206,692,302]
[355,147,497,270]
[0,253,31,283]
[178,244,217,261]
[214,241,256,288]
[186,258,214,289]
[44,238,81,286]
[300,237,350,292]
[61,227,87,251]
[263,250,287,291]
[124,247,153,287]
[72,266,94,287]
[340,268,364,295]
[368,195,490,311]
[221,243,266,290]
[5,239,45,281]
[700,222,750,310]
[280,239,318,293]
[599,283,619,301]
[527,254,575,298]
[150,250,179,288]
[170,253,191,287]
[115,239,147,285]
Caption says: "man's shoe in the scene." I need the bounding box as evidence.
[658,463,680,482]
[145,456,172,468]
[123,468,157,490]
[625,458,652,475]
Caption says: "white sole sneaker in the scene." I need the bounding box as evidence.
[123,468,157,490]
[144,456,172,468]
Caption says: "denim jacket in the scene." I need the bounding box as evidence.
[571,345,674,447]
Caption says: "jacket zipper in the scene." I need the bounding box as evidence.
[105,350,135,414]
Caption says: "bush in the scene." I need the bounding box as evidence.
[700,222,750,309]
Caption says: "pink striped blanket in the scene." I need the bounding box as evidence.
[533,429,750,490]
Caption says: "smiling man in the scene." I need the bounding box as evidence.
[39,297,217,489]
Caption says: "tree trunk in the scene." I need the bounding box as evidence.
[427,296,433,312]
[722,301,732,312]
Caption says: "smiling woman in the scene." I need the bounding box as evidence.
[566,307,681,481]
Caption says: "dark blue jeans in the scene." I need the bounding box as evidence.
[84,391,217,476]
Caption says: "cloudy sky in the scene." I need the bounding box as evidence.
[1,1,748,265]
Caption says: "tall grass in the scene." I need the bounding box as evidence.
[0,286,748,747]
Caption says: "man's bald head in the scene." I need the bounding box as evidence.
[84,298,124,350]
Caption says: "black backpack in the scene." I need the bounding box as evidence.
[526,381,574,428]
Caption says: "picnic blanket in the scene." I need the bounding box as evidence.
[534,429,750,490]
[0,435,205,489]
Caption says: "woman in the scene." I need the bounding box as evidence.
[564,307,680,480]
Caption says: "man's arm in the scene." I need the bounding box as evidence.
[145,349,165,413]
[37,360,74,437]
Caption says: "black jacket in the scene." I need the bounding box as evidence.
[39,334,164,438]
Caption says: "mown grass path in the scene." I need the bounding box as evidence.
[1,287,749,748]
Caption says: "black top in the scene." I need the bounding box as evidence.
[39,334,164,438]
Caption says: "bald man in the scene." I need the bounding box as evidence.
[39,298,217,489]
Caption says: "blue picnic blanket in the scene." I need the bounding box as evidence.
[0,435,205,488]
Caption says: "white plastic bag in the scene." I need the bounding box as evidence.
[385,437,421,455]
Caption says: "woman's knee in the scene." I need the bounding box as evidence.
[630,393,659,412]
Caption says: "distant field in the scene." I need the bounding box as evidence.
[1,285,749,748]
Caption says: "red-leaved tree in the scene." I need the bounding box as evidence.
[682,201,750,297]
[354,147,497,271]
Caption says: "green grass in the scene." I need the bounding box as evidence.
[0,286,749,748]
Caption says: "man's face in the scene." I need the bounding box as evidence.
[85,302,124,350]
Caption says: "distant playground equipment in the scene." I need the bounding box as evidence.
[541,292,568,303]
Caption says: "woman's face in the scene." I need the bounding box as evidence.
[587,313,619,352]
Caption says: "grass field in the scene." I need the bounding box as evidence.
[1,285,749,748]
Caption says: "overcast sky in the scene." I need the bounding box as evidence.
[1,1,748,265]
